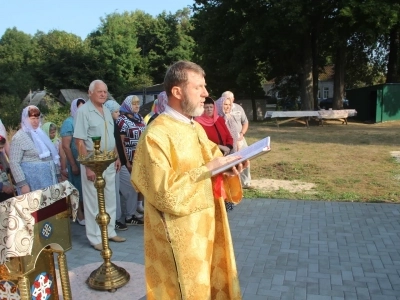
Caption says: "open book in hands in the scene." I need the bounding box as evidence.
[211,136,271,176]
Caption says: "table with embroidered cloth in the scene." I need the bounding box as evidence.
[318,109,357,126]
[264,111,320,128]
[0,180,78,300]
[264,109,358,127]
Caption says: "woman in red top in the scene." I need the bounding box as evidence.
[195,97,233,156]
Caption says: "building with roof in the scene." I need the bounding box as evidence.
[22,90,47,106]
[263,65,335,100]
[58,89,89,105]
[126,83,164,106]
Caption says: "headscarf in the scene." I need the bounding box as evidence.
[0,135,10,177]
[41,122,58,143]
[104,100,121,112]
[215,97,239,152]
[0,119,7,140]
[215,97,227,117]
[154,91,168,114]
[195,97,219,126]
[120,95,144,124]
[144,91,168,125]
[70,98,86,118]
[21,105,60,165]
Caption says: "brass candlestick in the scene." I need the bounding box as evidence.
[78,136,130,291]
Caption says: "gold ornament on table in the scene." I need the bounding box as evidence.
[78,136,130,291]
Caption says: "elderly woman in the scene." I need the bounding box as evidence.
[9,105,60,195]
[215,96,240,153]
[60,98,86,225]
[0,119,10,158]
[195,96,233,156]
[116,95,146,219]
[105,100,144,229]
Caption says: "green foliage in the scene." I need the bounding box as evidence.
[87,11,151,96]
[32,30,92,94]
[1,2,400,114]
[0,28,39,99]
[38,95,70,128]
[0,94,23,129]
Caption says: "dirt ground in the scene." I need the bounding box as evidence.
[251,178,316,193]
[252,150,400,194]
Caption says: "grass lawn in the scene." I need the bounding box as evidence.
[244,118,400,203]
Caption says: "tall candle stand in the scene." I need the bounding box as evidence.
[78,136,130,291]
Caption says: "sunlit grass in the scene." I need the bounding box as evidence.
[246,119,400,203]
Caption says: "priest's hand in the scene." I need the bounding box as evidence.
[206,155,241,172]
[223,159,250,176]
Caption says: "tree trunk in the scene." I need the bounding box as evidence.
[312,24,320,110]
[333,45,346,109]
[386,23,400,83]
[251,95,257,121]
[300,33,314,111]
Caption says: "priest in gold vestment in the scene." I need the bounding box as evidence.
[132,61,245,300]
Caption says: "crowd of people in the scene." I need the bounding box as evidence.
[0,60,251,298]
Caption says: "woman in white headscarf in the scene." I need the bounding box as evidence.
[9,105,61,195]
[60,98,86,224]
[215,96,240,153]
[0,119,10,157]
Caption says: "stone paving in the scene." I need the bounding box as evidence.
[63,199,400,299]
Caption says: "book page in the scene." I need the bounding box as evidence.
[211,136,271,176]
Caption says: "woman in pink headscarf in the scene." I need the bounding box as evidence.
[195,97,233,156]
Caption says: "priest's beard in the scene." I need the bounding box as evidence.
[181,90,204,117]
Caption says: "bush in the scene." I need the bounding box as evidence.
[38,95,70,128]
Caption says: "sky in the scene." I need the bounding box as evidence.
[0,0,194,39]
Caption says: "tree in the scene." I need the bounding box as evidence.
[386,22,400,83]
[192,0,266,114]
[329,0,400,108]
[0,28,38,99]
[32,30,91,94]
[149,9,195,83]
[87,11,152,97]
[0,94,23,129]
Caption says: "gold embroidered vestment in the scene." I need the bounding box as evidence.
[132,114,242,300]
